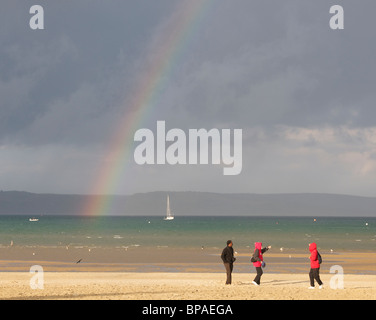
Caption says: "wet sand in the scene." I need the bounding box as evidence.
[0,246,375,274]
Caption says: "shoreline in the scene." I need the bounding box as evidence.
[0,246,375,274]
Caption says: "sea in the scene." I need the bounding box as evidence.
[0,216,375,253]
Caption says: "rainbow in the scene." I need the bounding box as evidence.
[82,0,213,216]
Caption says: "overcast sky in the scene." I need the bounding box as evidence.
[1,0,376,197]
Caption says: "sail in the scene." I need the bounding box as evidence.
[164,195,174,220]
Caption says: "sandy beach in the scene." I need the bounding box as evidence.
[0,246,375,299]
[1,272,375,300]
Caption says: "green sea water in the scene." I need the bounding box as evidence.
[0,216,375,252]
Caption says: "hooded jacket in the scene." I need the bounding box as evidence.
[252,242,268,267]
[309,242,320,269]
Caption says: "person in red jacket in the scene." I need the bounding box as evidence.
[308,242,323,289]
[251,242,271,286]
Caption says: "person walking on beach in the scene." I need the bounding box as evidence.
[251,242,271,286]
[308,242,323,289]
[221,240,236,285]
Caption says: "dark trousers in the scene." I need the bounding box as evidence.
[224,262,233,284]
[309,267,323,287]
[253,266,263,284]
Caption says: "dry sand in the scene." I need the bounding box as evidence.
[0,272,375,300]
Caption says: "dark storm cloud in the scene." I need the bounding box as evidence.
[2,1,376,143]
[155,0,376,130]
[1,0,376,195]
[0,1,177,146]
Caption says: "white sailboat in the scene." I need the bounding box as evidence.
[164,195,174,220]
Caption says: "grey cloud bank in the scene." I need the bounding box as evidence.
[1,1,376,197]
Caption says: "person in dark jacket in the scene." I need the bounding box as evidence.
[308,242,323,289]
[251,242,271,286]
[221,240,236,285]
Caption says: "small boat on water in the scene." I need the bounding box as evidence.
[164,195,174,221]
[29,218,39,222]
